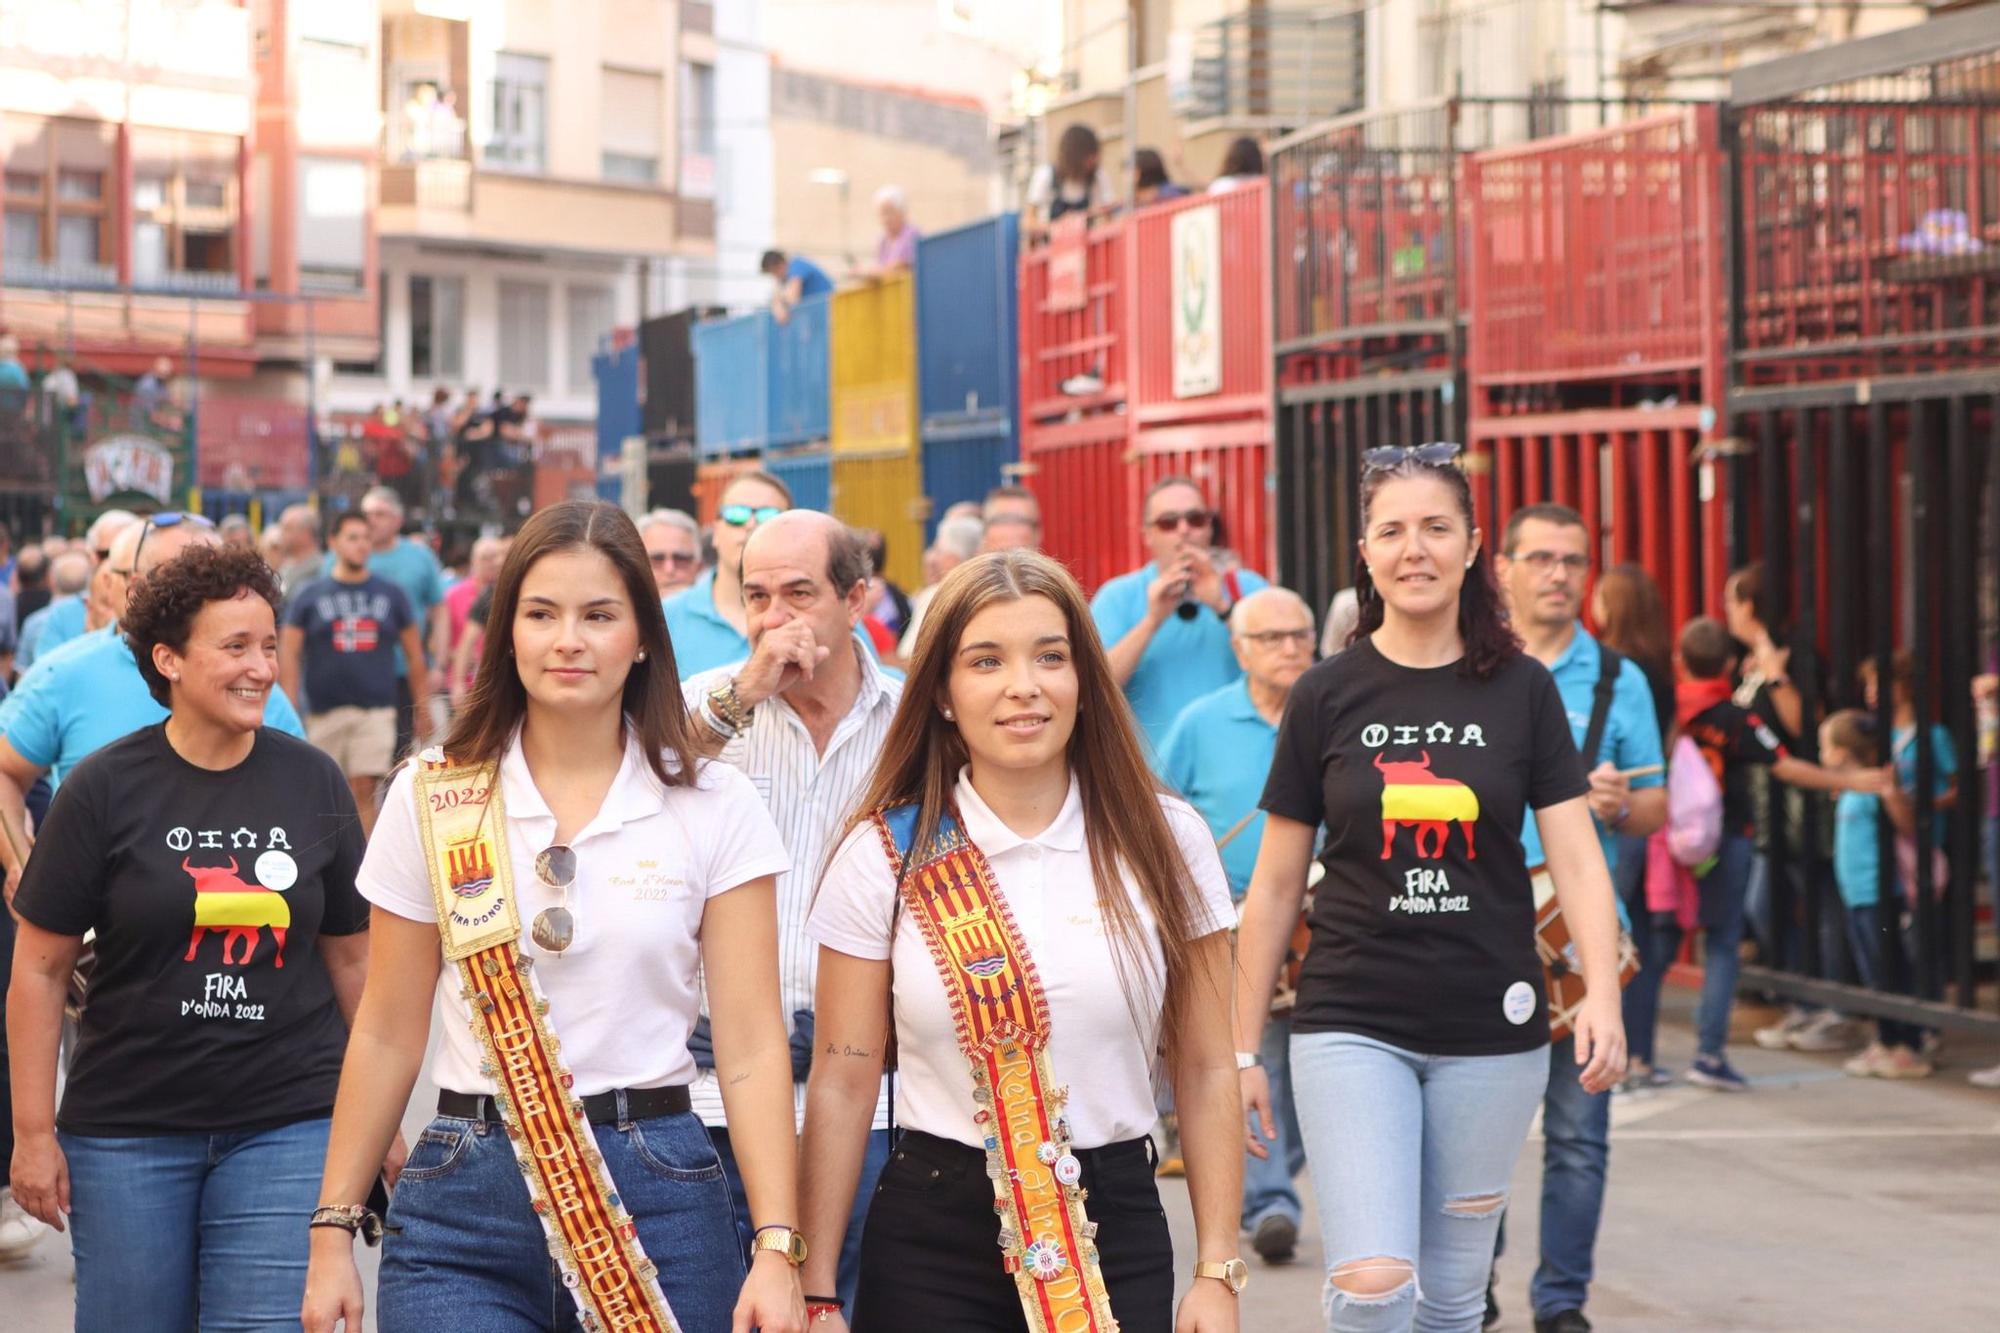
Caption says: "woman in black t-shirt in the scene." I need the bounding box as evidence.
[7,545,384,1331]
[1233,447,1626,1332]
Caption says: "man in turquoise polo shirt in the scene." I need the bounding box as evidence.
[1157,586,1316,1267]
[1495,503,1666,1333]
[663,470,795,676]
[1092,475,1268,759]
[31,509,141,665]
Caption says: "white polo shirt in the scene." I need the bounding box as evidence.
[808,767,1234,1150]
[682,646,903,1129]
[358,734,790,1098]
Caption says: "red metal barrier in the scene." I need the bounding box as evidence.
[1127,182,1275,427]
[1019,213,1129,421]
[197,398,311,490]
[1020,414,1135,596]
[1466,107,1724,397]
[1130,420,1273,579]
[1470,407,1725,630]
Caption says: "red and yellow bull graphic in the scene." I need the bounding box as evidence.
[183,856,291,967]
[1375,751,1481,860]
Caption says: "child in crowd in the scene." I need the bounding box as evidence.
[1674,619,1886,1090]
[1822,709,1934,1079]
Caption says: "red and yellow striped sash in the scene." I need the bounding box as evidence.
[416,755,680,1333]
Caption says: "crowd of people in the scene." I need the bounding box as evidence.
[0,442,1989,1333]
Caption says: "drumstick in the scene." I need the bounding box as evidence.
[1214,809,1261,851]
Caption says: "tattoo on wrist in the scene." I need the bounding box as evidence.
[822,1041,874,1058]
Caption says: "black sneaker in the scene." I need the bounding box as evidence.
[1534,1311,1592,1333]
[1483,1283,1501,1329]
[1250,1212,1297,1264]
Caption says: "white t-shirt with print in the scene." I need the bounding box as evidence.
[359,737,791,1097]
[807,768,1234,1150]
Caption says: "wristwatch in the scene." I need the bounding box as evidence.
[706,679,754,735]
[751,1225,808,1267]
[1193,1258,1250,1295]
[1235,1051,1263,1071]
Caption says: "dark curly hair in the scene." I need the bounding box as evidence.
[122,545,283,708]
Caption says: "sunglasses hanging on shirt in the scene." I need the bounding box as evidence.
[531,844,578,954]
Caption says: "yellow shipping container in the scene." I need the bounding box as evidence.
[830,274,916,456]
[831,452,926,591]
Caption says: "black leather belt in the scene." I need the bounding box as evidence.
[438,1085,691,1126]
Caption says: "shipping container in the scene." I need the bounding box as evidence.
[1727,10,2000,388]
[1128,182,1275,428]
[1021,413,1136,595]
[691,457,766,528]
[693,311,773,457]
[764,448,832,514]
[1020,213,1130,421]
[831,275,917,456]
[830,451,925,590]
[920,426,1015,543]
[640,306,723,441]
[1465,106,1724,401]
[918,214,1020,436]
[770,294,831,447]
[594,337,641,502]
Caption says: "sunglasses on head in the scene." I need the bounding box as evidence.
[1361,442,1463,472]
[1149,508,1213,534]
[132,511,218,571]
[720,504,783,528]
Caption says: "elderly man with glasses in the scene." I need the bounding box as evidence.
[1091,474,1268,758]
[639,508,703,597]
[29,510,140,665]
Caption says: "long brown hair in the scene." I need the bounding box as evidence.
[443,500,705,787]
[842,549,1213,1071]
[1594,563,1672,684]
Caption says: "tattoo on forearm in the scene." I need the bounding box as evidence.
[822,1041,875,1058]
[728,1071,751,1086]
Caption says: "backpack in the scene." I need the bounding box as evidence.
[1665,732,1725,868]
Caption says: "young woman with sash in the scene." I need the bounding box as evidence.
[798,549,1245,1333]
[303,501,807,1333]
[1234,446,1627,1333]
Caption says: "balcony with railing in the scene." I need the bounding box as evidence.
[1169,5,1367,131]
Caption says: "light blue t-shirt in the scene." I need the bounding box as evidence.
[1158,678,1280,897]
[787,257,834,299]
[0,627,305,784]
[662,569,894,680]
[16,596,72,672]
[1834,789,1884,909]
[1090,561,1268,759]
[28,594,88,664]
[1892,722,1956,846]
[327,537,443,675]
[1519,627,1665,890]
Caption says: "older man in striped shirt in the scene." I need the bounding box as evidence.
[682,510,901,1312]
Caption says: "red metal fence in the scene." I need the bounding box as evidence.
[1021,413,1134,595]
[1019,213,1130,421]
[1127,182,1274,426]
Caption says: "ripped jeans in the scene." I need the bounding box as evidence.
[1291,1031,1548,1333]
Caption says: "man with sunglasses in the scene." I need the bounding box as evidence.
[640,509,703,597]
[1490,503,1666,1333]
[30,510,140,666]
[1092,475,1267,757]
[662,471,794,675]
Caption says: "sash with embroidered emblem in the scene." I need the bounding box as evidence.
[414,752,680,1333]
[876,804,1119,1333]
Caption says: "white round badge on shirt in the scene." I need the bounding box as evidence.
[256,850,299,893]
[1502,980,1537,1026]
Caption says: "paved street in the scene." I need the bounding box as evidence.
[9,991,1999,1330]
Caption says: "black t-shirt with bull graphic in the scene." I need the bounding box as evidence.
[1261,638,1588,1055]
[14,724,368,1136]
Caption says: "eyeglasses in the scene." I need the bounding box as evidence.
[1239,628,1314,649]
[1514,550,1591,575]
[1148,509,1213,534]
[131,511,217,573]
[650,551,700,568]
[720,504,783,528]
[530,845,578,954]
[1361,442,1463,472]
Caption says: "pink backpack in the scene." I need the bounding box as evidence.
[1665,733,1724,868]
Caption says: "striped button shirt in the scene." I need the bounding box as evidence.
[682,644,901,1129]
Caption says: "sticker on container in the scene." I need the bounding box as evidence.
[1502,980,1537,1026]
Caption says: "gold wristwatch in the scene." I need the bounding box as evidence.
[706,679,754,734]
[1193,1258,1249,1295]
[752,1225,808,1267]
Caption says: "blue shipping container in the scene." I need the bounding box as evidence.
[916,214,1019,437]
[769,294,831,447]
[694,311,773,457]
[920,425,1015,544]
[764,449,831,514]
[593,340,640,500]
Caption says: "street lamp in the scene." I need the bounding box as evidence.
[806,167,853,270]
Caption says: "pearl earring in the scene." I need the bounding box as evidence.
[636,650,647,662]
[942,708,955,720]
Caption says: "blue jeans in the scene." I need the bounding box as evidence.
[1529,1038,1611,1319]
[1292,1031,1548,1332]
[1694,835,1754,1057]
[61,1115,330,1333]
[711,1123,890,1313]
[1612,835,1677,1067]
[1844,903,1924,1050]
[1244,1013,1306,1230]
[378,1110,744,1332]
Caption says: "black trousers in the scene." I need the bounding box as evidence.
[853,1129,1173,1333]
